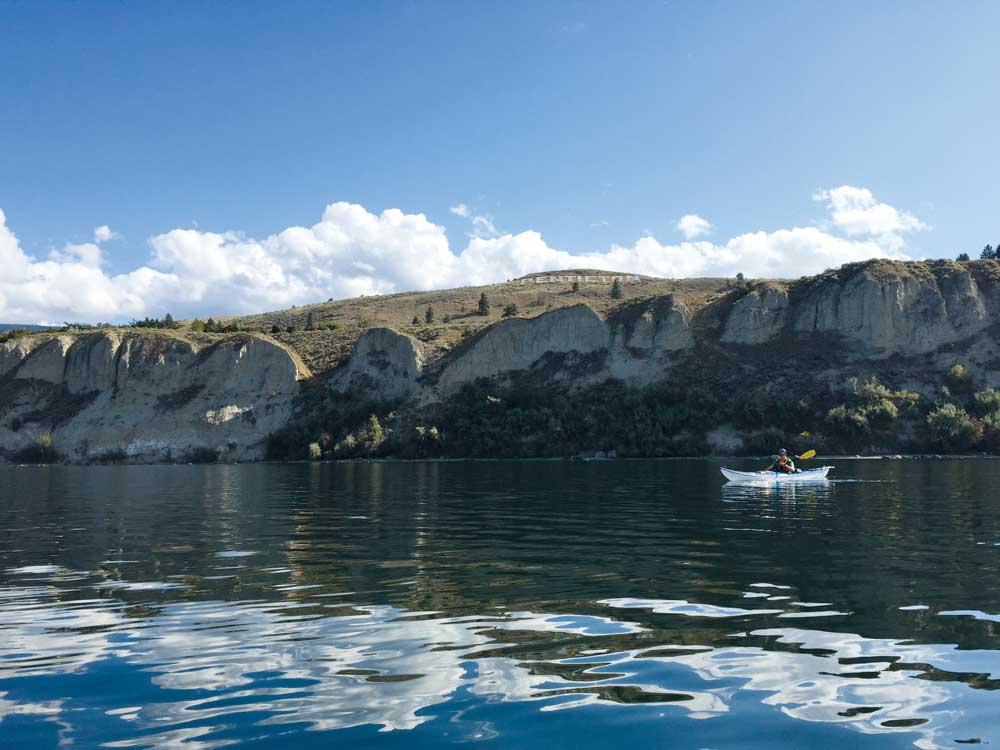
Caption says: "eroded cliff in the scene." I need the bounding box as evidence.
[1,332,307,462]
[3,258,1000,462]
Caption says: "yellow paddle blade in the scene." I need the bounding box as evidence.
[796,449,816,460]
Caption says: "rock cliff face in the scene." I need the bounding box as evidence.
[721,285,789,345]
[437,305,610,389]
[3,259,999,462]
[791,264,993,354]
[0,333,306,462]
[330,327,427,399]
[715,262,999,355]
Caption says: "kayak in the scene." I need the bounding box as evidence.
[721,466,832,483]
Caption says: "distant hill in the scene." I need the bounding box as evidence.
[0,324,49,333]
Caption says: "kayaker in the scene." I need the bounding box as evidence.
[764,448,799,474]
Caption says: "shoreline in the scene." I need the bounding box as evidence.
[4,453,999,468]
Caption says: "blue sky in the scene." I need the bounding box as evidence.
[1,1,998,322]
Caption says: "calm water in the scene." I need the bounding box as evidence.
[2,459,1000,749]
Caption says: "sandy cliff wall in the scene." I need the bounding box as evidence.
[0,333,306,462]
[719,263,998,355]
[3,259,999,463]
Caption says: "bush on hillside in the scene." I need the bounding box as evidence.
[825,377,919,441]
[926,404,983,451]
[945,363,974,394]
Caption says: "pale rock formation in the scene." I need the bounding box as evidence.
[64,333,122,393]
[721,285,789,345]
[437,304,610,389]
[623,298,694,353]
[331,327,427,398]
[1,333,305,463]
[793,266,989,354]
[14,336,74,383]
[0,338,37,377]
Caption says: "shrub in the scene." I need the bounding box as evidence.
[412,315,420,325]
[973,387,1000,417]
[571,281,580,293]
[271,324,282,334]
[610,278,623,299]
[306,311,316,330]
[926,404,983,451]
[130,314,181,329]
[957,252,971,261]
[307,442,322,460]
[946,363,974,394]
[0,329,30,343]
[478,293,491,316]
[190,319,206,332]
[502,303,518,318]
[824,377,918,441]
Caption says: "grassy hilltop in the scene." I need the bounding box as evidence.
[211,270,731,374]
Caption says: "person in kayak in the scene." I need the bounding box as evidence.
[764,448,799,474]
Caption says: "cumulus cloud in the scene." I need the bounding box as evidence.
[814,186,928,251]
[93,225,117,243]
[450,202,498,238]
[675,214,712,239]
[0,187,925,324]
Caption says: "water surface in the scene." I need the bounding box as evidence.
[2,459,1000,749]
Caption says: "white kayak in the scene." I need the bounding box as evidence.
[721,466,833,483]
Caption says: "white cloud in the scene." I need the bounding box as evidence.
[0,186,925,324]
[813,186,928,251]
[93,225,117,243]
[675,214,712,239]
[450,202,498,238]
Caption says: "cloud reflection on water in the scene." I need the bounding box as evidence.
[0,582,997,749]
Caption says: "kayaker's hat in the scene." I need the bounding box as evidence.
[778,448,787,455]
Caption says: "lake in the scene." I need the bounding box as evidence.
[2,459,1000,749]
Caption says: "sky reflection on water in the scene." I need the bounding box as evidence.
[2,459,1000,749]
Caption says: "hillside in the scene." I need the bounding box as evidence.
[216,271,731,374]
[3,258,1000,464]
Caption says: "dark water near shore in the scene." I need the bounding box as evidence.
[2,459,1000,749]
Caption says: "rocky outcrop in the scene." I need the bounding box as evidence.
[4,259,1000,463]
[437,305,610,389]
[65,333,122,393]
[1,333,305,463]
[330,327,427,399]
[14,336,74,383]
[721,285,789,345]
[790,264,991,355]
[0,337,37,377]
[620,296,694,353]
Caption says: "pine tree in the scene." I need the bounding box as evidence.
[163,313,176,329]
[571,281,580,293]
[478,293,490,316]
[981,244,997,260]
[425,306,434,324]
[306,310,316,330]
[957,253,971,261]
[412,315,420,325]
[503,303,518,318]
[610,278,623,299]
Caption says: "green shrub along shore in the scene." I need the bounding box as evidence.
[266,359,1000,463]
